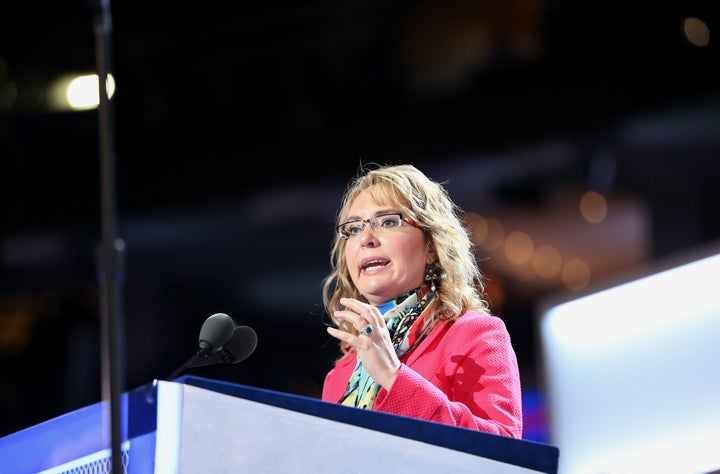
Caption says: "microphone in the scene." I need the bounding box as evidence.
[186,325,258,369]
[197,312,235,356]
[219,325,258,363]
[167,313,257,380]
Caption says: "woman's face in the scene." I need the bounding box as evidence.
[343,186,436,306]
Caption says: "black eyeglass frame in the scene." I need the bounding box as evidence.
[336,212,414,240]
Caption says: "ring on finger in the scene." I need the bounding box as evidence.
[360,324,374,336]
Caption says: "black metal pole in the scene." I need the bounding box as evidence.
[91,0,126,472]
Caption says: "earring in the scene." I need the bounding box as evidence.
[425,263,440,292]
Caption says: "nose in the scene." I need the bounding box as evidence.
[358,223,379,246]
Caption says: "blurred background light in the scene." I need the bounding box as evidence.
[48,73,116,111]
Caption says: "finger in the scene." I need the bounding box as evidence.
[327,326,372,347]
[333,309,366,331]
[334,314,375,339]
[335,310,380,337]
[358,323,375,337]
[339,298,383,324]
[326,326,352,343]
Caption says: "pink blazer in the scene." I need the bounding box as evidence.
[322,310,523,438]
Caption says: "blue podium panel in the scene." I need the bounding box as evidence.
[0,381,158,474]
[0,376,558,474]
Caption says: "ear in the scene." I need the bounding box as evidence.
[425,247,438,265]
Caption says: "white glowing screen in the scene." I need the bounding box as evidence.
[540,246,720,474]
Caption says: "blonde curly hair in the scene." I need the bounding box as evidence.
[322,163,489,339]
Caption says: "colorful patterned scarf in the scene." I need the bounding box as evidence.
[339,284,436,409]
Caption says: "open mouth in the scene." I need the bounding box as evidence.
[361,258,390,271]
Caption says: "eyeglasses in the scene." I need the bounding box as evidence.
[337,212,412,240]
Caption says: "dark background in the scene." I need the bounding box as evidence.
[1,0,719,442]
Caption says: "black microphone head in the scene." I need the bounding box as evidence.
[223,326,258,363]
[198,313,235,354]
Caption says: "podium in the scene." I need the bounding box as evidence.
[0,375,558,473]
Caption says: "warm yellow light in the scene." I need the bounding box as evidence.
[579,190,607,224]
[683,16,710,47]
[48,73,116,111]
[562,258,591,291]
[480,218,505,251]
[503,230,534,265]
[532,244,562,278]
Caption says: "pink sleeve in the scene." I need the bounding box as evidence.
[372,314,523,438]
[321,354,355,403]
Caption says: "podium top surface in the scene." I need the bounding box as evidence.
[0,375,558,474]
